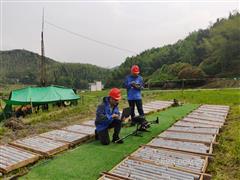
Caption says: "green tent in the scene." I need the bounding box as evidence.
[4,85,80,106]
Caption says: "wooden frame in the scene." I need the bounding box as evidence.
[186,115,225,123]
[130,146,208,173]
[62,124,95,136]
[128,156,211,179]
[39,129,90,147]
[146,138,214,156]
[166,129,218,135]
[181,119,222,127]
[156,135,217,145]
[100,155,203,180]
[0,145,40,174]
[10,135,69,157]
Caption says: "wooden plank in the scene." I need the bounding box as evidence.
[193,110,227,117]
[167,129,217,135]
[39,130,89,146]
[198,107,229,112]
[181,118,223,127]
[192,113,227,121]
[188,112,226,120]
[143,144,214,157]
[1,150,27,162]
[1,145,35,160]
[109,157,199,180]
[142,106,157,112]
[157,136,215,145]
[147,138,212,155]
[167,126,219,135]
[209,143,213,154]
[175,121,220,128]
[62,124,95,135]
[130,146,206,173]
[201,156,209,173]
[194,107,228,112]
[128,156,211,178]
[101,172,131,180]
[81,120,95,127]
[201,104,229,109]
[0,145,39,174]
[187,114,225,123]
[158,131,215,144]
[10,136,69,157]
[184,117,224,125]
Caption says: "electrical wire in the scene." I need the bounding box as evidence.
[45,20,137,54]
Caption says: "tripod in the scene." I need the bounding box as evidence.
[114,117,159,143]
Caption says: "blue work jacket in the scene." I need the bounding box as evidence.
[95,97,120,132]
[124,75,144,100]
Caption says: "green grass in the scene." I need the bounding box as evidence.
[142,88,240,105]
[207,105,240,179]
[22,104,197,180]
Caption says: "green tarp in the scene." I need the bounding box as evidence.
[4,85,80,105]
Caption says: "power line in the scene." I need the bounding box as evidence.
[45,20,137,54]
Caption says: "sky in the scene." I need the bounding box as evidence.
[0,0,239,68]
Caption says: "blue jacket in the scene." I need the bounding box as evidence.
[124,75,144,100]
[95,96,120,132]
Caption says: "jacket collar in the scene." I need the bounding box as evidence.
[103,96,118,109]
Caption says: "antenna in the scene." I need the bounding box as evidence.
[40,8,46,86]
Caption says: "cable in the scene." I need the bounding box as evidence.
[45,20,137,54]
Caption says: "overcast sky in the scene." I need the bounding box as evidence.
[0,0,239,68]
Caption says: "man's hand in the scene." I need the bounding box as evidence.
[112,114,120,119]
[130,81,136,86]
[131,81,141,89]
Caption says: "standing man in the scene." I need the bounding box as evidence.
[95,88,123,145]
[124,65,144,121]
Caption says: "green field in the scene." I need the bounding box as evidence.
[0,87,239,179]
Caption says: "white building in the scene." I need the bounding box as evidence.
[89,81,104,91]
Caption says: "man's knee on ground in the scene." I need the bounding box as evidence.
[98,129,110,145]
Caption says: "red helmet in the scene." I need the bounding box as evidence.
[109,88,121,101]
[131,65,140,74]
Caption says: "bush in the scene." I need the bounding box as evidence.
[178,66,206,79]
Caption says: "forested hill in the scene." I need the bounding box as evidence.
[106,12,240,87]
[1,12,239,89]
[0,49,110,89]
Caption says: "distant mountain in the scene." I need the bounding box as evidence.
[1,12,239,89]
[0,49,110,89]
[105,11,240,87]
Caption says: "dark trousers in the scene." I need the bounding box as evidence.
[128,99,144,118]
[98,119,122,145]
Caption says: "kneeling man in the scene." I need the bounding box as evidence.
[95,88,123,145]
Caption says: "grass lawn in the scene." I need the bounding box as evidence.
[22,104,197,180]
[142,88,240,105]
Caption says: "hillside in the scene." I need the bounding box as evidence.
[0,49,110,89]
[106,12,240,87]
[1,12,239,89]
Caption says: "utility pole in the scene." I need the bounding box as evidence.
[40,8,46,86]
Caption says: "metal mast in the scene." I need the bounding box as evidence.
[40,8,46,86]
